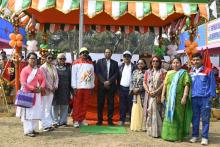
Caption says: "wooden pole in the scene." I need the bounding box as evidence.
[13,15,21,94]
[15,48,20,94]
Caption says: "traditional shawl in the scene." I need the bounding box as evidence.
[166,69,186,122]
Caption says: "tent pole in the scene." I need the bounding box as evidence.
[79,0,84,54]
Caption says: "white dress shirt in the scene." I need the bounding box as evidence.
[120,64,132,87]
[106,59,110,79]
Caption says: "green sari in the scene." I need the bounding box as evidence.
[162,70,192,141]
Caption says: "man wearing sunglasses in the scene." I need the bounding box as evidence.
[71,47,95,128]
[118,51,136,126]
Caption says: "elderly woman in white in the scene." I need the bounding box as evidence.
[40,53,59,131]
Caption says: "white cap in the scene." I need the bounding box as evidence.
[57,53,65,59]
[123,50,132,56]
[79,47,89,54]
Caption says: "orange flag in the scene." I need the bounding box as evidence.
[202,48,211,68]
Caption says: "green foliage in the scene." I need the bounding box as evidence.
[31,30,164,55]
[154,46,165,57]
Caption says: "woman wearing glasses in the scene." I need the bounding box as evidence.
[52,53,72,127]
[40,53,59,131]
[143,56,166,137]
[16,52,46,137]
[130,59,146,131]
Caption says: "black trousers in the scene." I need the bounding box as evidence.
[97,85,116,122]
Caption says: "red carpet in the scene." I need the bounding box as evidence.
[85,78,120,122]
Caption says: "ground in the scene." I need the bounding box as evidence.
[0,116,219,147]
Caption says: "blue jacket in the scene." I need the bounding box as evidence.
[190,66,216,99]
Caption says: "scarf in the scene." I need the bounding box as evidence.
[166,69,186,122]
[23,67,38,106]
[27,67,38,83]
[47,63,55,81]
[132,70,144,106]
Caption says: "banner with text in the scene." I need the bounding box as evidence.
[208,18,220,45]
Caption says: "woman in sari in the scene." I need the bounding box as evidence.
[16,52,46,137]
[143,56,166,137]
[161,57,192,141]
[130,59,146,131]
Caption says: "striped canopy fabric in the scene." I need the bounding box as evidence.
[0,0,209,33]
[108,0,208,3]
[0,0,208,19]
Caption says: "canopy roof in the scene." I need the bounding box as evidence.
[107,0,208,3]
[0,0,208,28]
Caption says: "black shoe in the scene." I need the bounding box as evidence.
[96,121,103,126]
[108,121,115,126]
[33,130,40,135]
[59,123,67,127]
[49,127,55,131]
[25,133,35,137]
[52,124,59,128]
[43,127,54,132]
[43,127,50,132]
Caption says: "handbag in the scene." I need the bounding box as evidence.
[15,90,35,108]
[15,68,38,108]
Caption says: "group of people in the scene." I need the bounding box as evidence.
[16,52,71,136]
[131,53,216,146]
[129,53,216,146]
[16,47,217,146]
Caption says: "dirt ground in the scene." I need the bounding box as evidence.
[0,116,220,147]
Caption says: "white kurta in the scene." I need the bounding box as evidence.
[16,93,43,120]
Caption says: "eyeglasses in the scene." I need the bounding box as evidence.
[124,55,131,58]
[81,51,89,55]
[47,57,53,60]
[152,60,159,63]
[59,58,66,60]
[29,58,37,60]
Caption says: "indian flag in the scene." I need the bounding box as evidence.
[84,0,103,18]
[105,1,127,20]
[20,15,30,27]
[0,0,9,10]
[175,3,197,16]
[152,3,174,20]
[6,0,31,12]
[128,2,151,20]
[31,0,55,12]
[198,4,209,20]
[56,0,79,14]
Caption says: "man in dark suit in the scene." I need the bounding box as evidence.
[96,48,119,126]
